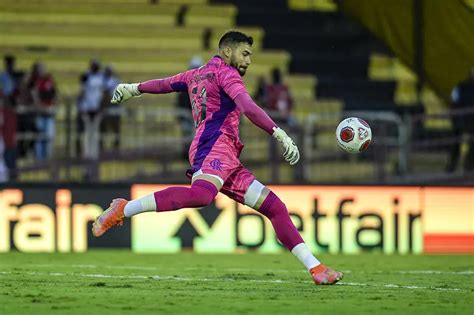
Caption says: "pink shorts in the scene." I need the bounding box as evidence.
[188,133,255,204]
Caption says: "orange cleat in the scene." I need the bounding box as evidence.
[92,198,128,237]
[310,264,344,285]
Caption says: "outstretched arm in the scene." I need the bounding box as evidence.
[138,77,187,94]
[234,92,276,134]
[111,72,189,104]
[235,92,300,165]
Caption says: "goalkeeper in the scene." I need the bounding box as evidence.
[92,30,343,285]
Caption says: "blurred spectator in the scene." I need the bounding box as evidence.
[77,59,105,157]
[253,76,267,106]
[0,103,17,180]
[23,63,41,105]
[101,65,121,150]
[32,63,57,160]
[0,55,22,180]
[447,67,474,172]
[176,55,203,158]
[265,68,297,128]
[0,58,15,105]
[264,69,301,181]
[18,62,42,158]
[0,104,9,182]
[0,55,24,106]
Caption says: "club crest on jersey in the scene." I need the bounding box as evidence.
[210,159,223,171]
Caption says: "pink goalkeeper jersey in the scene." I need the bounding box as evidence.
[150,56,247,148]
[196,56,244,141]
[138,55,278,173]
[182,56,245,142]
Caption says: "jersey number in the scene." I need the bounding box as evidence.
[191,86,207,128]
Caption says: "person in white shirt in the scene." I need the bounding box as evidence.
[76,59,106,157]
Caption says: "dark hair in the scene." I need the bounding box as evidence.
[218,30,253,49]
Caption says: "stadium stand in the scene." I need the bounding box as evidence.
[1,0,310,182]
[1,0,469,183]
[212,0,399,113]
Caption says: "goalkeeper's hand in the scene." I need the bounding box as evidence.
[111,83,141,104]
[272,127,300,165]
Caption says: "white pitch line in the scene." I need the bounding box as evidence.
[34,264,309,273]
[0,271,465,292]
[36,264,158,271]
[33,264,474,276]
[337,282,462,291]
[394,270,474,275]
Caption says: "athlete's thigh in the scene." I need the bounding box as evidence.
[220,165,271,209]
[189,135,241,190]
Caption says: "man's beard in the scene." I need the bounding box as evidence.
[230,58,246,76]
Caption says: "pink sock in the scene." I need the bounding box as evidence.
[154,180,218,211]
[258,192,304,251]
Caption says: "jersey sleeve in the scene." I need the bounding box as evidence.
[234,92,277,135]
[219,67,247,100]
[138,70,190,94]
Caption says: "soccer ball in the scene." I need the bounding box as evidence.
[335,117,372,153]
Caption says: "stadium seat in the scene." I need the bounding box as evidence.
[0,0,317,182]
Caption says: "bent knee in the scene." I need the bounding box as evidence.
[190,180,218,207]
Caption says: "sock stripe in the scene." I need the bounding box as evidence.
[140,194,157,212]
[258,191,277,213]
[291,243,320,271]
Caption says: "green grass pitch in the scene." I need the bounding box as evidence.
[0,251,473,315]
